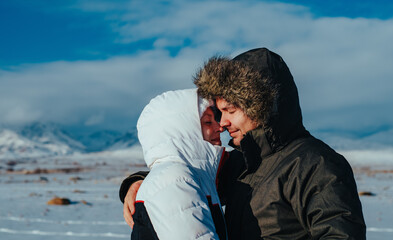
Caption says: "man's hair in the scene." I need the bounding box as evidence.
[193,56,276,126]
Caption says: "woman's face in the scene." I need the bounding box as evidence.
[200,107,222,146]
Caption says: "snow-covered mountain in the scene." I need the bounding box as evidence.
[1,121,392,160]
[0,128,77,160]
[106,130,138,151]
[77,130,123,152]
[0,123,140,160]
[0,123,85,160]
[20,122,85,151]
[313,128,393,150]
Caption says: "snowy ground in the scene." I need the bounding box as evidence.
[0,146,146,240]
[1,146,392,240]
[341,149,393,240]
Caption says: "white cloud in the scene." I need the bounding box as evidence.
[1,0,393,133]
[0,50,201,128]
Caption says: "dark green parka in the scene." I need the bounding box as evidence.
[214,48,366,239]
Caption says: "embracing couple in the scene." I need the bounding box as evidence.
[119,48,366,239]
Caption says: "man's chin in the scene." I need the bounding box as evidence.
[231,137,241,146]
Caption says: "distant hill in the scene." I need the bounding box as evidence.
[106,130,138,151]
[0,128,77,160]
[76,129,123,152]
[1,122,392,160]
[0,123,139,160]
[20,122,85,151]
[313,128,393,150]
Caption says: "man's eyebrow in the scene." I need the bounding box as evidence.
[219,105,234,111]
[225,103,235,109]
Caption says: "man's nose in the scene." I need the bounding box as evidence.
[219,117,229,128]
[219,117,230,131]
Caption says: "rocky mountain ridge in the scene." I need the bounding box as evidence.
[0,123,138,160]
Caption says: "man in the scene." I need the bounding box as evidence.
[120,48,366,239]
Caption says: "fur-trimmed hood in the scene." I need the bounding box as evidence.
[194,48,309,152]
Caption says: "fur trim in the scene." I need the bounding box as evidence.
[193,56,276,126]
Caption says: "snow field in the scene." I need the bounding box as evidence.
[0,148,392,240]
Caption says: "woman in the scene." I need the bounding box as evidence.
[131,89,227,240]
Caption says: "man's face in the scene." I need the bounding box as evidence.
[200,107,222,146]
[215,98,258,146]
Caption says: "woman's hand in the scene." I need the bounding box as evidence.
[123,180,143,228]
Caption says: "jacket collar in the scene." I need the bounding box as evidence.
[229,127,272,175]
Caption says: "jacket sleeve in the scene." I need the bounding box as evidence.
[287,153,366,239]
[119,171,149,203]
[132,202,159,240]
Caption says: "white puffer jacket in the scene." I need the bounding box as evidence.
[136,89,226,239]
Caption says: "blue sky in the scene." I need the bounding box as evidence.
[1,0,392,138]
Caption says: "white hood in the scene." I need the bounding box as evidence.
[137,88,223,175]
[135,89,226,239]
